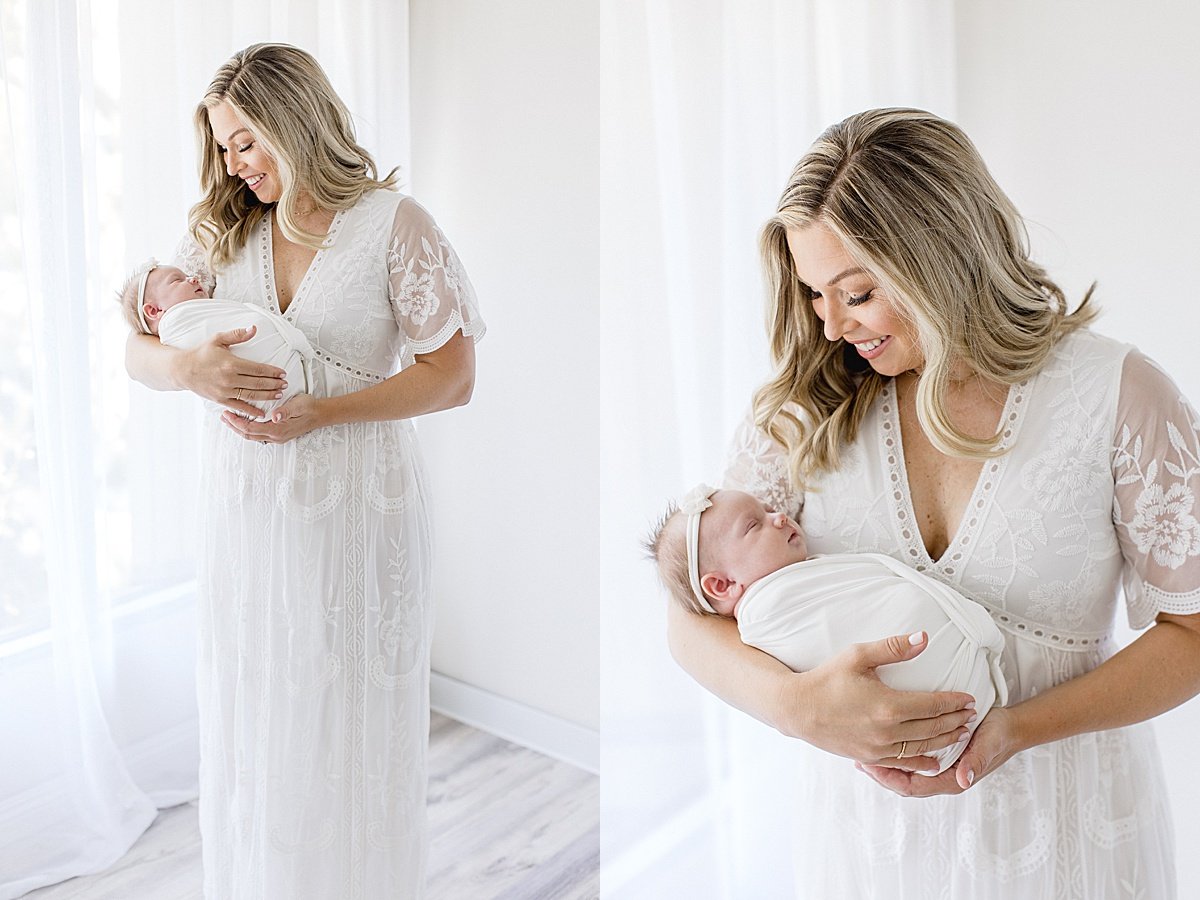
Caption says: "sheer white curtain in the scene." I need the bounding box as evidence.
[0,1,409,895]
[600,1,954,896]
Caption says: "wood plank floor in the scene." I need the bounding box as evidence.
[22,713,598,900]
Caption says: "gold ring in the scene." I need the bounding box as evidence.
[898,740,908,759]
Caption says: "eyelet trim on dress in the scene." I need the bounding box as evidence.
[982,600,1111,651]
[881,377,1030,579]
[261,208,348,320]
[258,211,384,384]
[1143,581,1200,611]
[312,347,387,384]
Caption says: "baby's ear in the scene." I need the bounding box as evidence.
[700,572,738,602]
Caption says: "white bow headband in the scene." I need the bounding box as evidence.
[133,257,159,334]
[680,483,719,615]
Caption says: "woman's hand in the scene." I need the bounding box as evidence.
[175,326,287,418]
[856,705,1023,797]
[788,632,978,773]
[220,394,322,444]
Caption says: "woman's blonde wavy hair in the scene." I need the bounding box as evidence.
[189,43,398,270]
[754,107,1097,490]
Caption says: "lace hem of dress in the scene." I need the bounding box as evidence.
[403,312,487,366]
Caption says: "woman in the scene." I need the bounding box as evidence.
[125,44,484,899]
[669,108,1200,897]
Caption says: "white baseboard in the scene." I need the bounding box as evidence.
[429,672,599,774]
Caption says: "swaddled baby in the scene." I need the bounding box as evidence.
[645,485,1008,774]
[116,258,314,422]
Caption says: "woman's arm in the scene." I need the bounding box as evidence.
[125,327,288,419]
[219,330,475,442]
[1015,612,1200,748]
[667,601,978,771]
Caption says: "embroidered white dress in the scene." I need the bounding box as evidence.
[725,329,1200,899]
[175,190,485,900]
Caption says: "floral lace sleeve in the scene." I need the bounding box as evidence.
[172,233,216,295]
[1112,350,1200,628]
[722,408,804,519]
[386,197,485,366]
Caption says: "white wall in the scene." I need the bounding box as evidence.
[408,0,600,731]
[956,1,1200,891]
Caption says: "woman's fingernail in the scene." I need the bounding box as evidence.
[275,393,283,399]
[964,701,976,710]
[281,381,287,388]
[968,713,978,723]
[967,770,975,785]
[908,631,924,645]
[957,731,970,742]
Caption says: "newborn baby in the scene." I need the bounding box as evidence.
[646,485,1008,774]
[117,258,314,421]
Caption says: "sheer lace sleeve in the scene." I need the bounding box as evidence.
[172,233,216,295]
[387,197,485,365]
[722,408,804,519]
[1112,350,1200,628]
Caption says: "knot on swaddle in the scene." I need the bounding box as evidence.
[268,310,317,395]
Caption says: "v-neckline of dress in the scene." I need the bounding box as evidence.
[879,375,1032,580]
[262,207,347,320]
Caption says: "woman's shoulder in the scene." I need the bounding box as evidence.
[1048,326,1134,366]
[1035,327,1134,399]
[350,188,447,237]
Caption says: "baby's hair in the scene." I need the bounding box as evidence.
[642,500,719,617]
[115,268,152,335]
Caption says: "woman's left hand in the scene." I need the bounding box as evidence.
[220,394,323,444]
[855,706,1023,797]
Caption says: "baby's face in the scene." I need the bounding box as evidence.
[701,490,808,599]
[146,266,208,311]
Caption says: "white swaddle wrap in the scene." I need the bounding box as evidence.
[158,299,315,422]
[737,552,1008,774]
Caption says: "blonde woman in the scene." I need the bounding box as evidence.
[124,44,484,898]
[669,108,1200,897]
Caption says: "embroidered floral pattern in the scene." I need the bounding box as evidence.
[1112,374,1200,576]
[393,269,440,325]
[1021,424,1108,512]
[1128,483,1200,568]
[387,231,463,328]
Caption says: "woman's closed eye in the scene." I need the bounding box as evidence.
[846,290,874,307]
[807,289,874,306]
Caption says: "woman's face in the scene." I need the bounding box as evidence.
[207,101,281,204]
[785,223,923,377]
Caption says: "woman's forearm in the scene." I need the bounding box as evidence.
[1012,613,1200,752]
[666,600,801,734]
[125,332,185,391]
[313,331,475,426]
[668,601,976,764]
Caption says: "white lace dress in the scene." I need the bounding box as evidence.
[175,190,485,900]
[725,329,1200,899]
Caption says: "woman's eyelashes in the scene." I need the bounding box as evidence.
[806,288,875,306]
[216,143,254,155]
